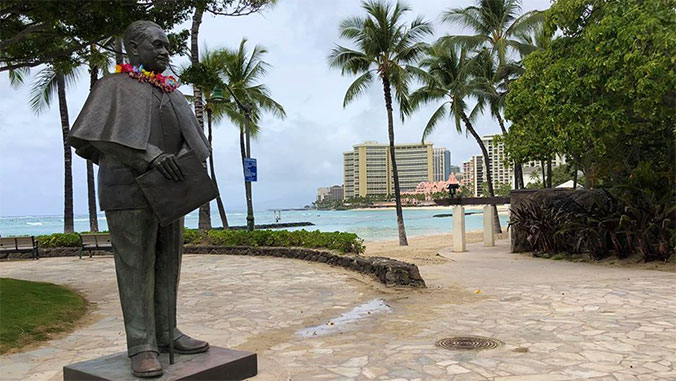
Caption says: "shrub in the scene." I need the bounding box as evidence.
[201,229,364,254]
[183,229,207,245]
[511,188,675,262]
[36,233,81,248]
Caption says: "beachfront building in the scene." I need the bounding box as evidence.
[460,134,567,194]
[461,160,473,188]
[472,155,485,196]
[402,173,460,201]
[316,185,344,202]
[433,147,452,181]
[522,156,567,186]
[343,141,434,199]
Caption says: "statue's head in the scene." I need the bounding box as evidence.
[124,20,169,73]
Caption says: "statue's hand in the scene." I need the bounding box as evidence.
[150,153,184,181]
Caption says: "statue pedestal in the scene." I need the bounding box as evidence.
[63,346,257,380]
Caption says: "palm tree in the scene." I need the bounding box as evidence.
[85,43,114,232]
[409,44,502,232]
[189,1,278,231]
[441,0,542,66]
[443,0,542,190]
[471,48,526,188]
[28,63,80,233]
[217,39,286,230]
[328,0,432,246]
[181,48,233,229]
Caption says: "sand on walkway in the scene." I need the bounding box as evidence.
[363,231,507,265]
[364,231,676,272]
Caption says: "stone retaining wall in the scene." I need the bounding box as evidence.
[0,247,111,260]
[184,246,426,288]
[1,245,426,288]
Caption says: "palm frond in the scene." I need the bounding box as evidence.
[343,70,374,107]
[421,102,449,142]
[29,66,57,114]
[8,67,30,88]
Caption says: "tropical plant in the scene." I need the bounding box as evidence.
[442,0,542,190]
[84,42,115,232]
[188,0,277,231]
[441,0,542,66]
[216,39,286,230]
[328,0,433,246]
[22,62,80,233]
[408,44,502,232]
[180,48,234,229]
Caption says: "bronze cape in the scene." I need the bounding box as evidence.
[68,73,209,164]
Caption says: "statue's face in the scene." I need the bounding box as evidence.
[132,26,170,73]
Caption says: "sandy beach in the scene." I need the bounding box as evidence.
[363,231,508,265]
[364,232,676,272]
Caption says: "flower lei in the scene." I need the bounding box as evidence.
[115,63,179,93]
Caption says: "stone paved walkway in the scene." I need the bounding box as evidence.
[1,241,675,380]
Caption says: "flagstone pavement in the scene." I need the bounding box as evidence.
[1,240,675,380]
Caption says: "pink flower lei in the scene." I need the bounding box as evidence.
[115,63,179,93]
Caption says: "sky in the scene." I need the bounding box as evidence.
[0,0,551,216]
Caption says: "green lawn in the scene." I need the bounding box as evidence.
[0,277,87,354]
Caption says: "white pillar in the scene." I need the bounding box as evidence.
[453,205,466,252]
[483,205,495,247]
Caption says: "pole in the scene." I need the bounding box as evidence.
[221,83,255,231]
[244,105,255,232]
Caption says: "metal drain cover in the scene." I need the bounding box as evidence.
[436,336,503,351]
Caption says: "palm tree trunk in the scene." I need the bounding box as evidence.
[239,123,255,231]
[461,111,502,233]
[546,159,553,188]
[207,109,229,228]
[243,112,255,231]
[541,161,546,188]
[191,6,211,231]
[56,74,74,233]
[87,51,99,232]
[573,164,578,188]
[496,113,523,189]
[115,37,124,65]
[381,76,408,246]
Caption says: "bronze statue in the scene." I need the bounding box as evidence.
[68,20,211,378]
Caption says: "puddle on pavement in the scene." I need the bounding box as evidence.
[297,298,392,337]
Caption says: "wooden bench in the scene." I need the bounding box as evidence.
[79,233,113,259]
[0,236,38,259]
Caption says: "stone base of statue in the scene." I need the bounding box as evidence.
[63,347,257,380]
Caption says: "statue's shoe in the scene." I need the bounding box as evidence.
[130,351,163,378]
[159,334,210,355]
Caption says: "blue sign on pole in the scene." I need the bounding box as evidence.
[244,158,257,182]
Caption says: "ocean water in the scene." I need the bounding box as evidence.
[0,208,508,241]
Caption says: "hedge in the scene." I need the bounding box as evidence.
[36,233,81,248]
[31,229,365,254]
[186,229,364,254]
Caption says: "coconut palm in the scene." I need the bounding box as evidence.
[471,48,526,188]
[328,0,432,246]
[28,62,80,233]
[181,48,234,229]
[441,0,542,66]
[85,42,115,232]
[216,39,286,230]
[189,1,278,231]
[443,0,542,190]
[408,43,502,232]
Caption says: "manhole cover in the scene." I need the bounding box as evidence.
[435,336,503,351]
